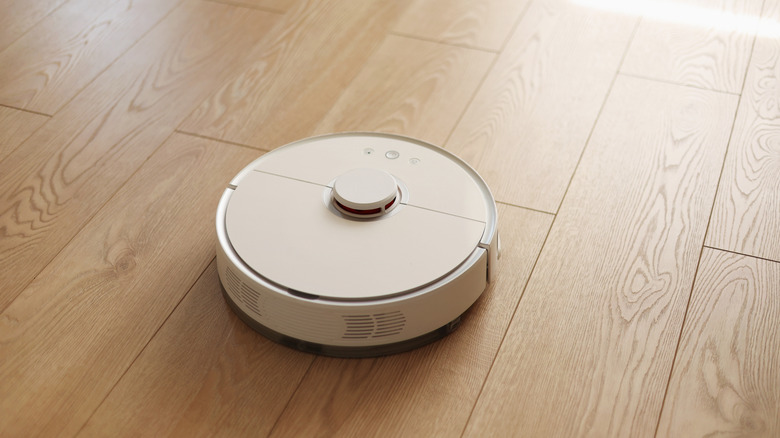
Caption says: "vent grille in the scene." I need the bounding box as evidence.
[225,267,262,316]
[343,311,405,339]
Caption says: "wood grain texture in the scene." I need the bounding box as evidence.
[0,106,48,162]
[1,1,778,435]
[79,260,314,437]
[269,205,552,438]
[178,0,410,150]
[0,0,66,52]
[0,2,277,312]
[706,0,780,262]
[463,76,737,437]
[392,0,531,51]
[314,35,494,145]
[0,0,182,114]
[208,0,299,13]
[445,0,636,213]
[0,134,261,437]
[657,248,780,437]
[621,0,763,94]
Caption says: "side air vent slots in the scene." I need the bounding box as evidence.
[225,267,262,316]
[342,311,405,339]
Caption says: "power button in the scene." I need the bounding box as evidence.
[385,150,400,159]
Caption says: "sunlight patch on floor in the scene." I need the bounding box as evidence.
[572,0,779,39]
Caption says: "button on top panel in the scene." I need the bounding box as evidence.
[226,171,485,300]
[249,133,491,222]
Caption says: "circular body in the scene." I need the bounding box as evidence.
[216,133,499,357]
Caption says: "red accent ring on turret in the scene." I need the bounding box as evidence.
[334,193,397,216]
[335,200,382,215]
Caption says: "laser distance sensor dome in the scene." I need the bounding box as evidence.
[216,133,499,357]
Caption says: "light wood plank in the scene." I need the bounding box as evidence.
[314,35,494,145]
[0,2,278,312]
[0,133,261,437]
[445,0,636,213]
[706,0,780,262]
[657,248,780,437]
[209,0,299,13]
[0,1,776,435]
[178,0,410,150]
[0,0,182,115]
[620,0,763,93]
[392,0,531,51]
[269,205,552,437]
[79,260,314,437]
[464,76,738,437]
[0,0,66,52]
[0,106,48,162]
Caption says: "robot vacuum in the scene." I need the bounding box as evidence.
[216,133,499,357]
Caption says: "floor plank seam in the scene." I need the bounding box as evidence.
[458,203,556,438]
[175,130,272,152]
[386,31,500,53]
[0,127,47,171]
[442,0,535,150]
[40,0,187,118]
[317,34,385,121]
[618,71,742,96]
[265,356,317,438]
[702,245,780,265]
[651,19,762,435]
[652,239,707,438]
[72,256,219,438]
[0,103,52,117]
[552,17,643,215]
[0,127,181,315]
[455,5,552,433]
[697,6,764,265]
[0,109,49,169]
[0,0,69,54]
[495,200,555,216]
[3,0,776,434]
[309,2,426,130]
[200,0,286,14]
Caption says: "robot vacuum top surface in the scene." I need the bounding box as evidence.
[224,133,496,301]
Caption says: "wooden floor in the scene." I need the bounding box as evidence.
[1,0,778,436]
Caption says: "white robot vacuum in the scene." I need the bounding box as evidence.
[216,133,499,357]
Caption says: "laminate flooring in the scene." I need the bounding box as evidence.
[1,0,778,436]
